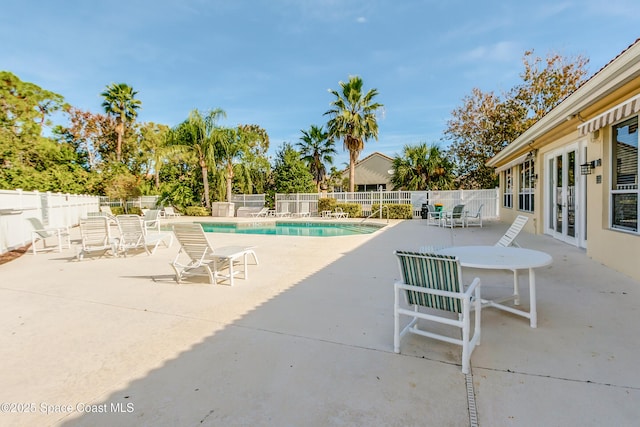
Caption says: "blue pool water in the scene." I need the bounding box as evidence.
[198,221,384,236]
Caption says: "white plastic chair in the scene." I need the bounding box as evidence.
[27,217,71,254]
[394,250,481,374]
[77,217,118,260]
[465,204,484,227]
[116,214,173,256]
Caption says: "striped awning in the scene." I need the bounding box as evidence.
[579,94,640,135]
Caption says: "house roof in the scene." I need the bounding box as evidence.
[487,38,640,167]
[341,152,394,185]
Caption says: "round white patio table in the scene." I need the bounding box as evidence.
[437,246,553,328]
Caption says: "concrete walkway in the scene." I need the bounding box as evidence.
[0,217,638,426]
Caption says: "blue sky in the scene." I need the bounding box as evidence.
[2,0,638,168]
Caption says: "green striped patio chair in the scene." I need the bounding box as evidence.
[394,250,482,374]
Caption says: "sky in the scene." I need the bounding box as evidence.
[1,0,638,168]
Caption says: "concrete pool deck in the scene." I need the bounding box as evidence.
[0,217,638,426]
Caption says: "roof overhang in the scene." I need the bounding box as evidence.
[487,40,640,167]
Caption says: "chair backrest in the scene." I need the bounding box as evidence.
[79,217,111,247]
[452,204,465,218]
[164,207,176,215]
[116,215,144,245]
[173,223,212,261]
[496,215,529,247]
[395,251,463,313]
[472,204,484,218]
[100,205,114,215]
[26,217,52,238]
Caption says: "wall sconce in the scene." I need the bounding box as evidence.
[580,159,602,175]
[566,112,586,122]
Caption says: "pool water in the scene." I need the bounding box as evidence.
[198,221,384,236]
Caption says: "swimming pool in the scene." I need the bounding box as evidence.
[198,221,384,236]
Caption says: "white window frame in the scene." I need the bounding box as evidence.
[518,159,535,213]
[503,168,513,208]
[610,115,638,234]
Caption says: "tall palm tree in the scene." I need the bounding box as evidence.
[100,83,142,162]
[296,125,336,192]
[390,143,455,190]
[325,76,383,192]
[169,108,226,208]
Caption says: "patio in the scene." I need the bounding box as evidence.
[0,218,638,426]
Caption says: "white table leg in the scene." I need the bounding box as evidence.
[529,267,537,328]
[513,269,520,305]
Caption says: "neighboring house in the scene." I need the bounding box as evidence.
[340,152,394,191]
[487,38,640,281]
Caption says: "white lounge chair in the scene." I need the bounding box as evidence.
[496,215,529,248]
[143,209,162,232]
[99,205,119,224]
[116,215,173,256]
[27,217,71,254]
[249,207,270,218]
[163,206,182,218]
[77,216,118,260]
[330,207,348,218]
[394,250,481,374]
[171,223,258,286]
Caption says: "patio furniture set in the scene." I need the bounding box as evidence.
[394,215,552,373]
[423,203,483,228]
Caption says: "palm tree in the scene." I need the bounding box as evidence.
[325,76,383,192]
[296,125,336,192]
[169,108,226,208]
[100,83,142,162]
[390,143,455,190]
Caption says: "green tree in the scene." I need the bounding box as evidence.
[296,125,336,192]
[214,124,270,201]
[325,76,383,192]
[100,83,142,162]
[169,108,226,208]
[271,143,315,195]
[139,122,171,190]
[445,50,589,189]
[390,143,454,190]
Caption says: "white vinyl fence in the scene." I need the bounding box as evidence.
[0,189,99,254]
[275,189,499,218]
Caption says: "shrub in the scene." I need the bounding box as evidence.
[371,203,413,219]
[185,206,210,216]
[337,203,362,218]
[318,197,337,212]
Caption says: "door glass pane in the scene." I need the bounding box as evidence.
[556,155,563,232]
[567,151,576,237]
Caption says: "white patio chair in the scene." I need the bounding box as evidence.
[77,216,118,260]
[465,204,484,227]
[116,214,173,256]
[394,250,481,374]
[424,204,442,226]
[99,205,118,224]
[171,223,258,286]
[27,217,71,254]
[441,204,466,228]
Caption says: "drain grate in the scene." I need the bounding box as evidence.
[465,372,479,427]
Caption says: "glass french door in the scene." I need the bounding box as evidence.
[546,143,586,247]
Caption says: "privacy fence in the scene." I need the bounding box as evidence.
[0,189,99,254]
[0,188,499,254]
[273,189,499,219]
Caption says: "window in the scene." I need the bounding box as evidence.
[611,116,638,232]
[518,159,535,212]
[503,168,513,208]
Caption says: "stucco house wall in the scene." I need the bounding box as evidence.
[488,39,640,281]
